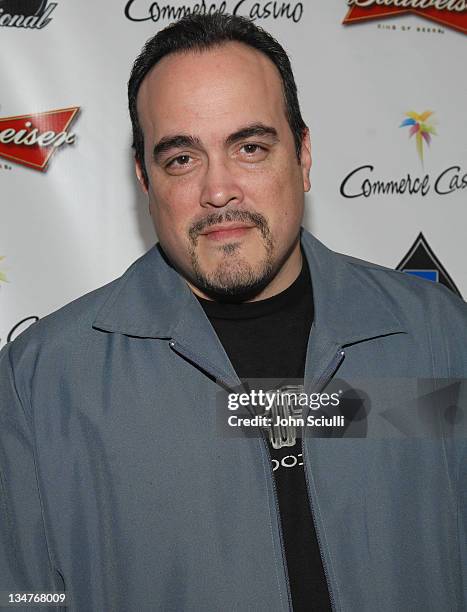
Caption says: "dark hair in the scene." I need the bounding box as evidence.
[128,13,307,186]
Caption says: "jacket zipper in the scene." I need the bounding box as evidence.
[169,339,294,611]
[302,348,345,612]
[259,428,294,611]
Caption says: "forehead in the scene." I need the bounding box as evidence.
[136,42,287,142]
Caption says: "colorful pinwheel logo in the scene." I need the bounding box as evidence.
[400,111,437,165]
[0,257,7,283]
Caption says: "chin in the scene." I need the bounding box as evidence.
[192,255,275,303]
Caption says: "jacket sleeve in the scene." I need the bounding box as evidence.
[0,342,63,610]
[459,443,467,608]
[435,288,467,608]
[457,380,467,608]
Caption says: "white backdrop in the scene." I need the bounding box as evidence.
[1,0,466,346]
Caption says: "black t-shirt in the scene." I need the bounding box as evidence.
[196,257,332,612]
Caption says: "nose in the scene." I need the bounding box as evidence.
[199,157,244,208]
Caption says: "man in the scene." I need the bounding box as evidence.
[0,13,466,612]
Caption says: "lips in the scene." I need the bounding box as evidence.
[200,223,256,241]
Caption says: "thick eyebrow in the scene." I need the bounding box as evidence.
[152,123,279,163]
[225,123,279,146]
[153,134,201,162]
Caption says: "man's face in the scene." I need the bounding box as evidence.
[136,42,311,301]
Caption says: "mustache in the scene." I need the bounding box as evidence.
[188,209,269,242]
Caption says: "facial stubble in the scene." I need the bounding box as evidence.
[188,210,275,302]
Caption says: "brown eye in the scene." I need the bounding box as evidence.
[238,143,268,162]
[242,144,261,154]
[168,155,191,167]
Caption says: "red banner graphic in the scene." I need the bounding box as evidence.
[0,107,79,171]
[343,3,467,34]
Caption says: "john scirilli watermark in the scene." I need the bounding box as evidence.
[216,377,467,445]
[227,388,344,428]
[220,383,346,448]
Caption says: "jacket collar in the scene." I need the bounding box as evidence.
[93,228,406,384]
[299,229,405,346]
[93,227,404,343]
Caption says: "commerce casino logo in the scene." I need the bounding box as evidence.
[340,110,467,199]
[397,232,462,297]
[124,0,304,23]
[0,107,79,171]
[0,0,57,29]
[400,110,436,165]
[343,0,467,35]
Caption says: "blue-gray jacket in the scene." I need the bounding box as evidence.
[1,228,466,611]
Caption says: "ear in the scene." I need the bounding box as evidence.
[135,157,149,194]
[300,128,312,192]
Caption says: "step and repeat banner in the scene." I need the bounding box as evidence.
[1,1,466,346]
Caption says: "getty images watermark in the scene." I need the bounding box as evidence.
[216,377,467,446]
[227,387,343,424]
[220,382,346,449]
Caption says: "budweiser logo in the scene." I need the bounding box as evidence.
[344,0,467,33]
[0,107,79,171]
[0,1,57,29]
